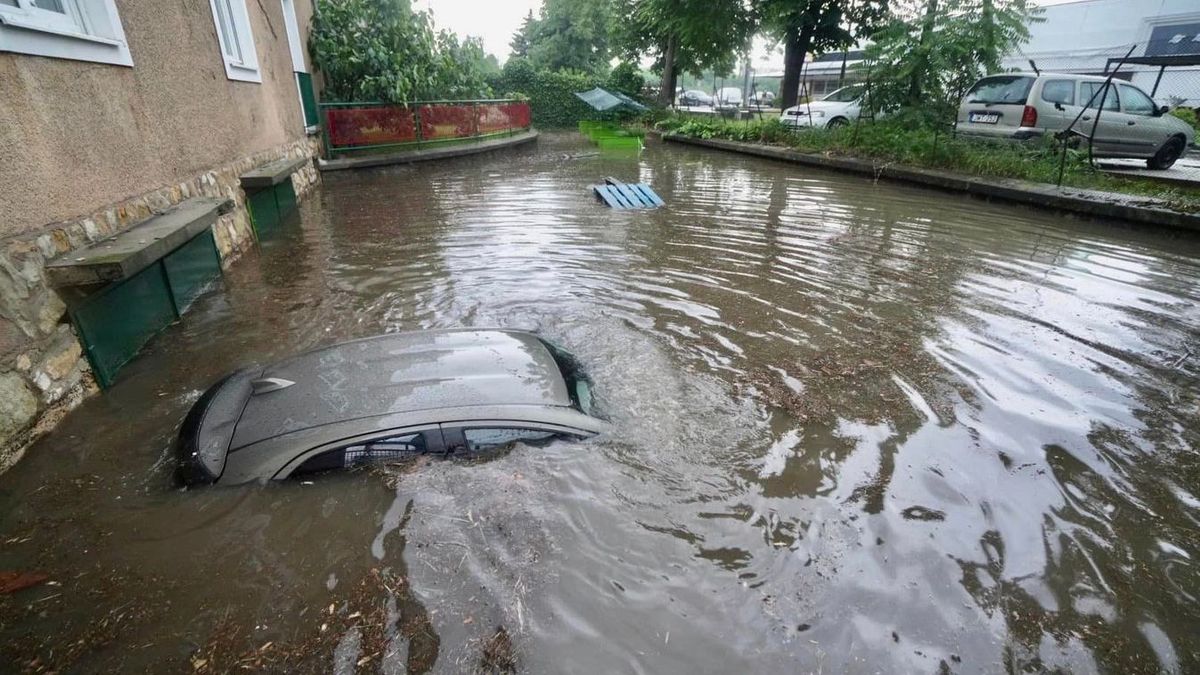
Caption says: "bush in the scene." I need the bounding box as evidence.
[491,59,629,128]
[607,62,645,99]
[309,0,491,102]
[1170,107,1199,132]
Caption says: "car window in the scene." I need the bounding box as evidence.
[1118,84,1155,116]
[823,86,864,103]
[292,432,427,477]
[966,76,1035,105]
[463,428,557,452]
[1079,82,1119,111]
[1040,80,1075,106]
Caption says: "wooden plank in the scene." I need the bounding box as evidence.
[611,182,648,208]
[604,176,626,188]
[593,185,626,209]
[631,183,666,207]
[603,185,635,209]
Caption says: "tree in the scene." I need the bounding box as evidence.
[607,62,645,98]
[863,0,1039,117]
[309,0,494,102]
[508,10,537,60]
[613,0,754,106]
[525,0,614,74]
[759,0,889,110]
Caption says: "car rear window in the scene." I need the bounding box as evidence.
[966,76,1035,105]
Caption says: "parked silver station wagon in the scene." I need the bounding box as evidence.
[175,330,604,486]
[956,73,1195,169]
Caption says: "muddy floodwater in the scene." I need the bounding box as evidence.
[2,133,1199,673]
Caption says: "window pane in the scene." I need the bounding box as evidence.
[464,428,557,452]
[213,0,242,62]
[1041,80,1075,106]
[1080,82,1119,111]
[1,0,21,7]
[30,0,66,12]
[966,76,1035,105]
[292,433,427,478]
[1119,85,1155,115]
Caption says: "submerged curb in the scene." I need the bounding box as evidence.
[659,132,1200,232]
[318,130,539,172]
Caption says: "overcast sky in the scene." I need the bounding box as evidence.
[420,0,1087,70]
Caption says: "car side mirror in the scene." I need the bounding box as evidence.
[1054,102,1064,112]
[1157,105,1170,116]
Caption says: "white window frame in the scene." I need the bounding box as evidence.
[207,0,260,83]
[0,0,132,67]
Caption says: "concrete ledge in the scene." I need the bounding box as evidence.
[318,130,539,172]
[660,133,1200,232]
[240,156,310,189]
[44,197,233,287]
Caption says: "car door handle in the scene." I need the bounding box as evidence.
[1126,121,1136,126]
[1082,115,1092,121]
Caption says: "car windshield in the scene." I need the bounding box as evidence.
[966,76,1035,105]
[823,86,864,103]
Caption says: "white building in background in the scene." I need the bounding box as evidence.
[1002,0,1200,105]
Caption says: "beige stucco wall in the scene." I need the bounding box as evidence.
[0,0,313,239]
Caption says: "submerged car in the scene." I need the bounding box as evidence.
[780,84,866,129]
[956,72,1195,169]
[175,330,603,486]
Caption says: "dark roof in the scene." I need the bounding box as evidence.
[230,330,570,449]
[813,50,865,63]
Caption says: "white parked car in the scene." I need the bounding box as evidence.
[956,72,1195,170]
[780,85,865,129]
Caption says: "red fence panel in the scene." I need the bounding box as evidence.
[419,103,476,140]
[476,102,531,134]
[324,106,417,150]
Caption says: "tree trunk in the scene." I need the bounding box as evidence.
[657,34,679,106]
[908,0,939,105]
[780,24,815,110]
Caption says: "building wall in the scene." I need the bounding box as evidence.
[0,0,321,469]
[0,0,313,237]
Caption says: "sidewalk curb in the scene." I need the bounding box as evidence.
[657,132,1200,232]
[318,131,539,172]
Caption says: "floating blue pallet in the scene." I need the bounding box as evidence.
[592,177,664,209]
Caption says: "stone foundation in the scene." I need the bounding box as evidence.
[0,135,322,471]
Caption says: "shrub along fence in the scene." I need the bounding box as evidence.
[320,99,532,156]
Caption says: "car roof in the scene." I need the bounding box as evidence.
[980,71,1125,85]
[229,329,572,449]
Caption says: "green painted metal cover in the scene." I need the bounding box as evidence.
[162,229,221,313]
[70,263,178,387]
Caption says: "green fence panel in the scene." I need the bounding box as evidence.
[297,71,319,128]
[162,228,221,313]
[69,263,178,388]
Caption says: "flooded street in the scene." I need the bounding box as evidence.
[2,132,1198,673]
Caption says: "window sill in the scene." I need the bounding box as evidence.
[0,13,122,48]
[223,60,262,84]
[0,13,132,66]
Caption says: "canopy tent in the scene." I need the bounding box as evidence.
[574,87,648,113]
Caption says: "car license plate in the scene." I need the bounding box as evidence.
[969,112,1000,124]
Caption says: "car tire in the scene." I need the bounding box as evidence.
[1147,136,1185,170]
[826,117,850,129]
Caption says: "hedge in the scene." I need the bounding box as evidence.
[491,59,631,129]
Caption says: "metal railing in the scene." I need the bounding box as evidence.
[319,99,532,156]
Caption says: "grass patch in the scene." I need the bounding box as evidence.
[654,114,1200,213]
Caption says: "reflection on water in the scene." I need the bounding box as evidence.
[1,133,1198,673]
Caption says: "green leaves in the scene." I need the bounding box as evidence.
[309,0,493,103]
[861,0,1041,116]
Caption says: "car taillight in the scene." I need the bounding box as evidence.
[1021,105,1038,128]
